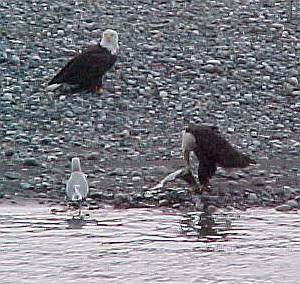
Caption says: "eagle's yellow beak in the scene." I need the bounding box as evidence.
[104,34,113,42]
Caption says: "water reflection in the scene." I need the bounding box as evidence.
[0,204,299,284]
[66,217,88,229]
[180,211,233,241]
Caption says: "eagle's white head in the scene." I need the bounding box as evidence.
[100,29,119,55]
[182,128,197,153]
[182,128,197,169]
[71,157,82,172]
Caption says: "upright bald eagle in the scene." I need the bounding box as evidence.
[48,29,119,93]
[182,123,256,193]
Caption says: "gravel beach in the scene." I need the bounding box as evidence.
[0,0,299,212]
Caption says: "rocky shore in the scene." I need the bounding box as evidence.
[0,0,299,212]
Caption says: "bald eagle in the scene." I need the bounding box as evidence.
[48,29,119,93]
[182,123,256,193]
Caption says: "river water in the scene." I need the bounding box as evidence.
[1,202,300,284]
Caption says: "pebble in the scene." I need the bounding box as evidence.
[285,199,299,208]
[248,193,259,203]
[108,168,126,176]
[252,178,265,187]
[275,204,292,212]
[159,199,169,207]
[206,205,219,214]
[23,158,40,167]
[85,152,99,160]
[132,176,142,182]
[20,183,34,190]
[5,172,21,180]
[10,54,20,64]
[287,77,298,86]
[4,149,15,157]
[291,91,300,96]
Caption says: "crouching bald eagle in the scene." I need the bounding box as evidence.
[48,29,119,93]
[182,123,256,193]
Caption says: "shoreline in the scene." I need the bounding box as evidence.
[0,0,299,212]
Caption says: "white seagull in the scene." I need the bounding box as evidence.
[66,157,89,216]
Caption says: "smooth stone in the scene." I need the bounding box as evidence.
[252,178,265,186]
[206,205,219,214]
[291,91,300,96]
[10,54,20,64]
[88,205,100,210]
[113,193,133,206]
[287,77,298,86]
[20,183,34,190]
[172,203,181,209]
[132,176,141,182]
[24,158,40,166]
[50,208,66,213]
[206,59,221,65]
[65,111,75,118]
[4,149,15,157]
[248,193,259,203]
[275,204,292,212]
[159,199,169,206]
[286,199,299,208]
[108,168,126,176]
[5,172,21,180]
[85,152,99,160]
[159,91,168,97]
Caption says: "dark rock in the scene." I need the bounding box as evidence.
[159,199,169,206]
[24,158,40,167]
[252,178,265,187]
[5,172,21,180]
[4,149,15,157]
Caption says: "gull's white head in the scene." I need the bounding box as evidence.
[100,29,119,55]
[71,157,82,172]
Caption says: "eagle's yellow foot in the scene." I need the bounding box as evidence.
[192,183,210,194]
[95,86,104,94]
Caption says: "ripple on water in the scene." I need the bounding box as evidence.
[0,204,299,284]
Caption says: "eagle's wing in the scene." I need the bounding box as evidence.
[216,140,256,168]
[189,124,256,169]
[49,48,116,86]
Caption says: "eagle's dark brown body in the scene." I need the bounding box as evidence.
[182,124,256,191]
[48,45,117,92]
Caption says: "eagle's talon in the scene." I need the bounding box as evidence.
[192,183,210,194]
[95,86,104,94]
